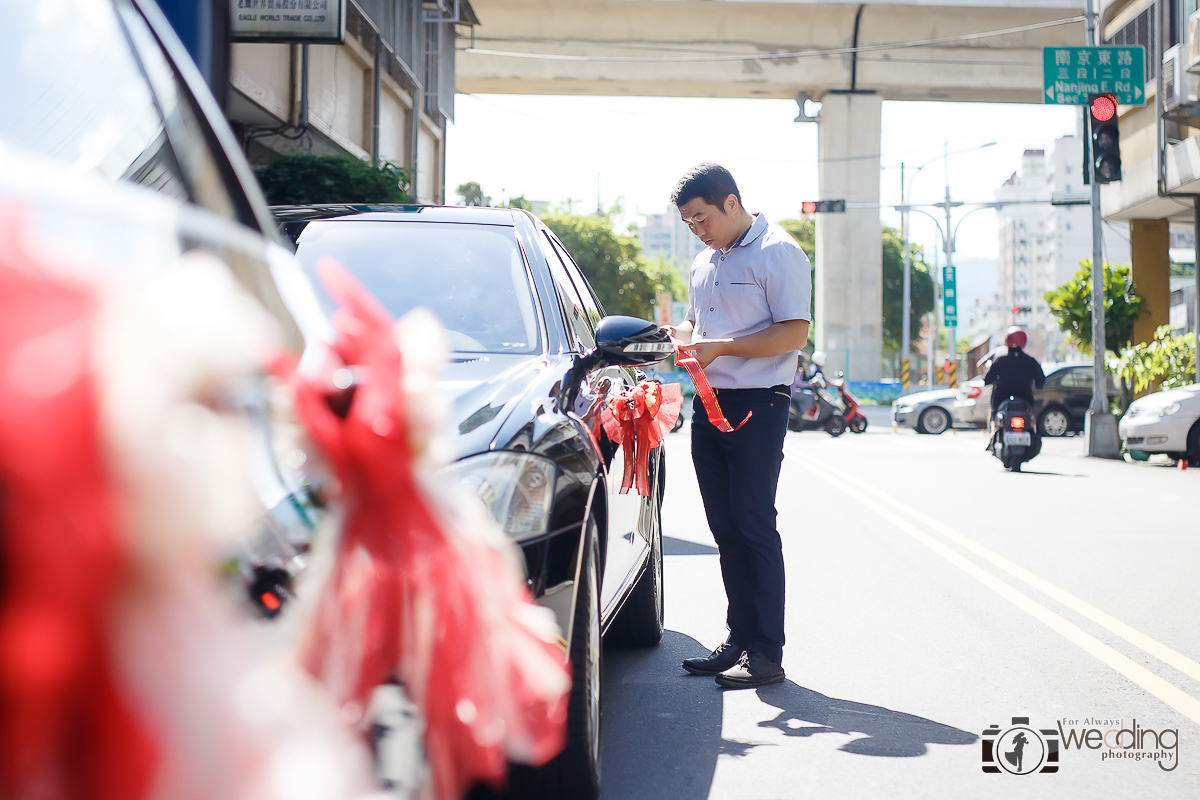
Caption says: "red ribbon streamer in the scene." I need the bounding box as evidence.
[0,213,159,800]
[673,346,752,433]
[600,381,682,496]
[290,261,567,800]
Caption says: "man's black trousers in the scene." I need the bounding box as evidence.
[690,386,790,664]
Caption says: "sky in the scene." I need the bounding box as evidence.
[445,94,1082,264]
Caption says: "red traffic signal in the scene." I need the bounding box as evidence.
[1088,93,1121,183]
[1089,93,1117,123]
[800,200,845,214]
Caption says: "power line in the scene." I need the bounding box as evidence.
[458,17,1084,64]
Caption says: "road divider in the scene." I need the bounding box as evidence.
[788,447,1200,729]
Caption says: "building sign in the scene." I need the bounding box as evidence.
[943,266,958,328]
[230,0,345,44]
[1042,46,1146,106]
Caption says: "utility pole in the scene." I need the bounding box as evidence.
[1084,0,1120,457]
[901,163,912,390]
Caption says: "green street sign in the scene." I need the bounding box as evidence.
[1043,46,1146,106]
[943,265,958,328]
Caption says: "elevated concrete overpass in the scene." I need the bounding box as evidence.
[457,0,1086,379]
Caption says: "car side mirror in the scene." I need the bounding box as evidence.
[591,315,674,367]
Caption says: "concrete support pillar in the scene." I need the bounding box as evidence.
[815,92,883,381]
[1129,219,1171,346]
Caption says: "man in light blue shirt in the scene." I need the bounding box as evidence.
[666,163,811,689]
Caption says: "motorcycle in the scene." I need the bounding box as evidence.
[989,397,1041,472]
[829,375,868,433]
[788,373,847,436]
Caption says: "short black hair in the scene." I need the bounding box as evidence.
[670,163,742,210]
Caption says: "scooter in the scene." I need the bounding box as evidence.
[829,376,868,433]
[989,398,1041,472]
[788,374,847,436]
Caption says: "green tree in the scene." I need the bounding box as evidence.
[882,227,935,353]
[456,181,491,206]
[643,254,688,304]
[507,195,532,210]
[543,210,675,320]
[1044,260,1144,354]
[255,154,409,205]
[1109,325,1198,393]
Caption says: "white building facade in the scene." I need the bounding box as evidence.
[636,206,707,277]
[983,139,1131,361]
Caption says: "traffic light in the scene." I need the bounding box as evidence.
[801,200,846,214]
[1012,305,1032,315]
[1088,93,1121,184]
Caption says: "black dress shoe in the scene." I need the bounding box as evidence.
[714,652,785,689]
[682,642,745,676]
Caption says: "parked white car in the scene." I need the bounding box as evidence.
[1118,384,1200,462]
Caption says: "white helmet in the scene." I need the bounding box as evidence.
[811,350,828,367]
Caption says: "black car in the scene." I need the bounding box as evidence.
[1035,364,1117,437]
[275,204,674,798]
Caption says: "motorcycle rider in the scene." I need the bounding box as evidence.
[807,350,827,383]
[791,353,817,418]
[984,326,1045,444]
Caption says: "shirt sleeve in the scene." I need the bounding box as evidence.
[984,360,998,385]
[761,236,813,323]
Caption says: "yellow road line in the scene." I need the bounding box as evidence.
[806,455,1200,687]
[789,448,1200,728]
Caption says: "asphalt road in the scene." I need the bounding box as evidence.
[599,406,1200,799]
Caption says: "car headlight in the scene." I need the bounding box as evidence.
[443,452,555,542]
[895,404,912,413]
[1158,402,1182,417]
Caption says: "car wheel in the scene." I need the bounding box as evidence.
[509,522,602,799]
[1038,406,1071,437]
[604,479,664,647]
[916,406,950,435]
[824,415,846,437]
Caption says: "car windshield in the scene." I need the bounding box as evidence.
[290,219,542,354]
[0,0,189,199]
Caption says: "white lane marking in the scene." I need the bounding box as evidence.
[794,451,1200,686]
[788,448,1200,728]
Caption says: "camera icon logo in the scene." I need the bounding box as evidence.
[982,717,1060,775]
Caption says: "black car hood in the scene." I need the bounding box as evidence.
[438,352,561,459]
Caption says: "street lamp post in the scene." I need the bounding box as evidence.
[900,141,996,390]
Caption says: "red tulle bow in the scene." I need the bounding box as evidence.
[600,381,682,496]
[673,346,752,432]
[289,261,567,800]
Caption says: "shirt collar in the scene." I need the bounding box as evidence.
[725,213,767,252]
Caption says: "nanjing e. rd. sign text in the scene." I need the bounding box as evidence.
[1042,46,1146,106]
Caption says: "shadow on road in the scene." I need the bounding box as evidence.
[664,536,719,556]
[599,631,976,799]
[753,682,978,757]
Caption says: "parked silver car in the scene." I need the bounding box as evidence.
[892,389,959,434]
